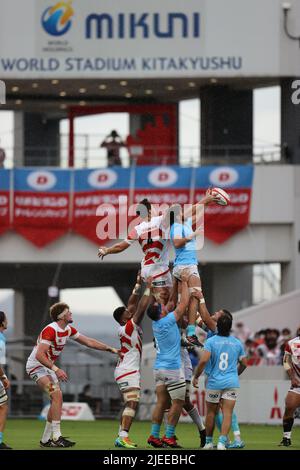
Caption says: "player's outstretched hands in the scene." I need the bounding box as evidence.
[192,375,199,389]
[55,368,68,382]
[98,246,108,259]
[201,188,220,205]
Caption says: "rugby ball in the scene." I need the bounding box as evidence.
[211,187,230,206]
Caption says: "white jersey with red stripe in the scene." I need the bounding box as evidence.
[285,336,300,382]
[27,322,80,365]
[125,215,169,269]
[116,319,143,374]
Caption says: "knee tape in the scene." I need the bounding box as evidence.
[123,407,136,418]
[123,389,140,403]
[45,382,60,397]
[189,287,202,294]
[167,381,186,401]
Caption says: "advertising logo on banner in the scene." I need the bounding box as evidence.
[0,170,10,236]
[73,168,130,244]
[194,165,254,243]
[134,166,191,206]
[13,169,71,247]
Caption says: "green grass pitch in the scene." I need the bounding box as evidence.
[4,419,300,450]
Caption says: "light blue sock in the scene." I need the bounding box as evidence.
[218,434,227,444]
[165,424,175,438]
[186,325,196,337]
[206,436,213,444]
[215,411,223,432]
[231,411,240,434]
[0,431,3,444]
[151,423,161,438]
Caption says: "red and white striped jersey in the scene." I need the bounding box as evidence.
[28,322,80,363]
[125,215,169,268]
[285,336,300,381]
[116,319,143,371]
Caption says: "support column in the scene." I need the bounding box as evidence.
[201,264,253,313]
[22,288,57,340]
[281,167,300,292]
[281,78,300,164]
[200,86,253,164]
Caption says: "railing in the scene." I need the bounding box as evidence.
[5,342,121,418]
[1,136,283,168]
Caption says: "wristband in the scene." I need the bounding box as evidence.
[144,287,151,296]
[51,365,59,372]
[200,298,205,304]
[0,374,7,380]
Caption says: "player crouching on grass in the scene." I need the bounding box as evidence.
[26,302,119,448]
[113,275,153,449]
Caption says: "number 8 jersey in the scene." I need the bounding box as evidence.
[204,335,246,390]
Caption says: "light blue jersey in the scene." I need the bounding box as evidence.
[0,332,6,365]
[153,312,181,370]
[204,335,245,390]
[170,218,197,266]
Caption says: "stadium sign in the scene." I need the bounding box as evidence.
[1,0,299,78]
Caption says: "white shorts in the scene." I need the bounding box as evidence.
[181,348,193,382]
[141,264,172,288]
[26,359,58,384]
[114,368,141,392]
[154,368,186,400]
[0,381,8,406]
[173,264,200,281]
[206,388,238,403]
[289,386,300,395]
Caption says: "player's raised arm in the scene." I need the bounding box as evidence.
[173,270,190,321]
[127,270,142,315]
[132,277,154,325]
[35,343,68,382]
[74,334,119,355]
[98,226,139,259]
[98,240,131,259]
[193,290,217,332]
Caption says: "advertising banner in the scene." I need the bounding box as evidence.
[73,168,130,244]
[0,170,10,236]
[13,169,71,247]
[194,165,254,243]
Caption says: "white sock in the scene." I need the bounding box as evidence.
[41,421,52,443]
[188,407,205,432]
[52,420,62,441]
[283,432,291,439]
[119,430,128,438]
[233,431,241,442]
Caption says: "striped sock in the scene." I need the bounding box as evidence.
[151,423,161,438]
[165,424,175,438]
[206,436,213,444]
